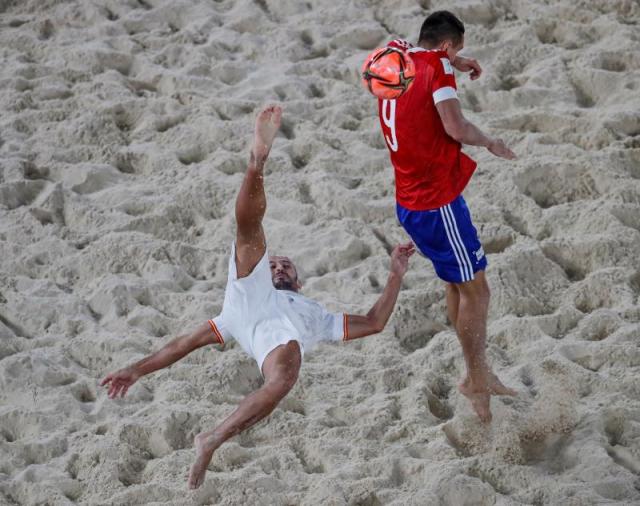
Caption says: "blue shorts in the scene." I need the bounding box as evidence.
[397,196,487,284]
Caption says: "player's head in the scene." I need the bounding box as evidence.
[418,11,465,60]
[269,255,301,292]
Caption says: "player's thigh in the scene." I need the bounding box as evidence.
[235,226,267,279]
[261,341,302,393]
[456,270,489,300]
[401,198,487,284]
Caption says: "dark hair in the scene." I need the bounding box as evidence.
[418,10,465,47]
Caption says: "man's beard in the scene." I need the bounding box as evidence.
[273,277,296,291]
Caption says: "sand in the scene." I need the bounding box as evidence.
[0,0,639,504]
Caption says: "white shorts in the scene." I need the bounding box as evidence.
[208,244,346,373]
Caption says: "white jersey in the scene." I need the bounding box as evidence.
[209,244,347,372]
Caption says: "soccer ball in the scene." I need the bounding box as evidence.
[361,47,416,100]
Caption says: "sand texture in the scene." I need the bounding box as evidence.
[1,0,640,504]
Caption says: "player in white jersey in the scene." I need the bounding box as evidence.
[101,106,415,489]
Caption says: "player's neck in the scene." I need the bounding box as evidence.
[417,41,443,51]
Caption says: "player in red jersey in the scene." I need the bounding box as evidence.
[377,11,517,422]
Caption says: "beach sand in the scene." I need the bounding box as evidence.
[0,0,639,504]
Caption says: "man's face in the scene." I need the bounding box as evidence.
[269,256,300,292]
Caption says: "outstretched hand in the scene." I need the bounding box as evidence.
[452,55,482,80]
[390,242,416,277]
[488,138,517,160]
[100,366,140,399]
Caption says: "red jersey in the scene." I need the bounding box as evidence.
[377,40,477,211]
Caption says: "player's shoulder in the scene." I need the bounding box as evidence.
[415,48,448,61]
[414,49,454,75]
[386,38,414,51]
[386,40,448,64]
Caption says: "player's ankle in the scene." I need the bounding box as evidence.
[249,151,267,170]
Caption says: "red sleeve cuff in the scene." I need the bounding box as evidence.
[208,319,225,345]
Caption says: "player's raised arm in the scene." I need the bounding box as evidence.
[100,321,220,399]
[344,242,415,340]
[435,99,516,160]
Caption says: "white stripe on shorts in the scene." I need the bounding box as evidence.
[444,204,474,282]
[439,207,469,282]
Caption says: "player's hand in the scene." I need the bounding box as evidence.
[390,242,416,277]
[100,366,140,399]
[452,55,482,80]
[488,138,517,160]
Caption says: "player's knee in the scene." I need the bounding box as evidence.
[474,284,490,306]
[477,274,490,302]
[281,369,299,392]
[459,276,490,304]
[446,282,459,295]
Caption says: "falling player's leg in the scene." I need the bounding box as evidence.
[188,340,302,489]
[234,105,282,279]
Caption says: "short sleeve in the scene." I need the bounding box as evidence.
[316,310,348,342]
[208,315,234,345]
[431,56,458,104]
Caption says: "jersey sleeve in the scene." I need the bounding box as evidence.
[431,56,458,104]
[316,309,348,342]
[207,315,234,345]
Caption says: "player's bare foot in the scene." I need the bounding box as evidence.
[458,372,516,422]
[486,372,517,397]
[251,105,282,168]
[460,386,492,423]
[459,372,517,398]
[188,432,222,489]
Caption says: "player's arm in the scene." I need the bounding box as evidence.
[435,99,516,160]
[100,322,220,399]
[451,55,482,80]
[344,243,415,340]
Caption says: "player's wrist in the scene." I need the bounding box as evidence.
[388,270,404,281]
[128,365,143,378]
[248,151,266,171]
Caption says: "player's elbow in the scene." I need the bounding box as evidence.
[369,317,385,334]
[443,120,465,142]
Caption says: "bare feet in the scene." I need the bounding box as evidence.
[458,372,517,423]
[459,385,492,423]
[486,372,517,397]
[251,105,282,168]
[188,432,222,489]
